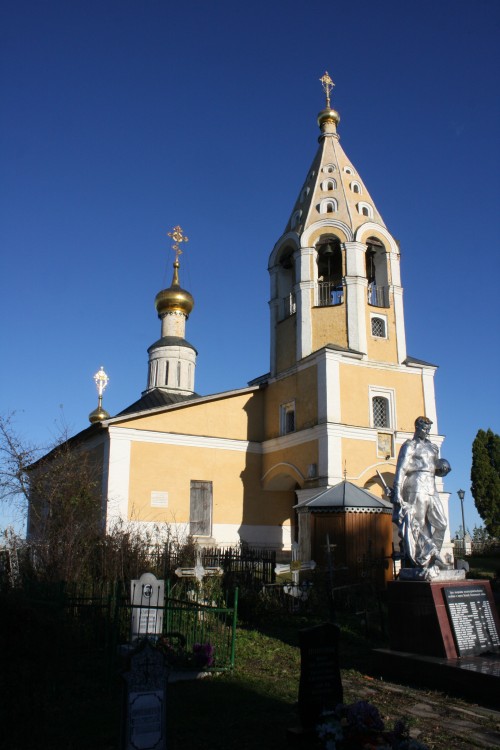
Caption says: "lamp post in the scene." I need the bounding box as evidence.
[457,489,466,544]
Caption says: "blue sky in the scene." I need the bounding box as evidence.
[1,0,499,536]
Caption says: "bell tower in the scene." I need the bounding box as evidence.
[268,72,406,377]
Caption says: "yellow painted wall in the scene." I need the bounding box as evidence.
[365,306,399,363]
[264,365,318,439]
[118,390,265,441]
[262,439,319,487]
[275,314,297,373]
[312,305,348,351]
[339,362,424,431]
[126,439,294,529]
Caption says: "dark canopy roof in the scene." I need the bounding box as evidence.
[294,480,392,513]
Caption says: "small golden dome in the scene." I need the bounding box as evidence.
[155,259,194,318]
[317,107,340,130]
[89,404,110,424]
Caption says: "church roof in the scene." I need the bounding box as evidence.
[116,387,199,417]
[294,480,392,513]
[147,335,198,354]
[282,97,385,238]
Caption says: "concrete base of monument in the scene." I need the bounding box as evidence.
[373,648,500,710]
[399,567,466,582]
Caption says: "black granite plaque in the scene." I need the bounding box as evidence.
[298,622,343,728]
[444,586,500,657]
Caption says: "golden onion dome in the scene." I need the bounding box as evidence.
[155,259,194,318]
[317,107,340,131]
[88,404,110,424]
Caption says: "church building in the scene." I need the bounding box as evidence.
[30,74,452,569]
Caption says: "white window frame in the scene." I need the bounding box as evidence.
[369,387,395,430]
[320,178,337,191]
[370,313,388,339]
[343,166,355,175]
[357,202,373,218]
[280,400,296,435]
[322,163,336,174]
[350,180,362,194]
[319,198,338,214]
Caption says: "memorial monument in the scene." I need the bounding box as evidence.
[380,418,500,705]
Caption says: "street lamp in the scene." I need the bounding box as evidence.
[457,489,466,543]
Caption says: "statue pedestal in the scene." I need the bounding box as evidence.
[386,578,500,658]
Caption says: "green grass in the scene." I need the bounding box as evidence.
[466,554,500,580]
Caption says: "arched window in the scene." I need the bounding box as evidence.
[317,238,343,306]
[321,178,337,191]
[319,198,338,214]
[291,209,302,229]
[351,181,362,194]
[344,166,355,175]
[300,186,310,202]
[366,236,389,307]
[357,202,373,218]
[372,396,390,428]
[322,163,336,174]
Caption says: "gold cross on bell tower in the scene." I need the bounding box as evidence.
[319,71,335,108]
[167,225,189,261]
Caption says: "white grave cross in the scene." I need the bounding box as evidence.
[174,548,223,581]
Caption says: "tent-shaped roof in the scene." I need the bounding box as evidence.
[294,481,392,513]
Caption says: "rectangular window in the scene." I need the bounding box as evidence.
[280,401,296,435]
[189,480,213,536]
[369,387,395,431]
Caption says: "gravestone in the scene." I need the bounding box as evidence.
[297,622,343,729]
[123,640,168,750]
[131,573,165,642]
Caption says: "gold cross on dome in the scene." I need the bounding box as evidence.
[167,225,189,259]
[320,71,335,108]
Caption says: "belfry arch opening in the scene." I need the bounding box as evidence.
[316,237,343,306]
[277,246,296,318]
[365,236,389,308]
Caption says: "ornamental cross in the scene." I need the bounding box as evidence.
[167,225,189,261]
[320,71,335,108]
[93,366,109,398]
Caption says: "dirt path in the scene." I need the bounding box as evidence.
[343,671,500,749]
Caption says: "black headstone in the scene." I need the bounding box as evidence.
[298,622,343,729]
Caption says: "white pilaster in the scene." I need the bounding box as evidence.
[344,241,368,355]
[105,429,131,531]
[422,367,438,430]
[392,286,407,364]
[296,247,315,360]
[317,350,341,424]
